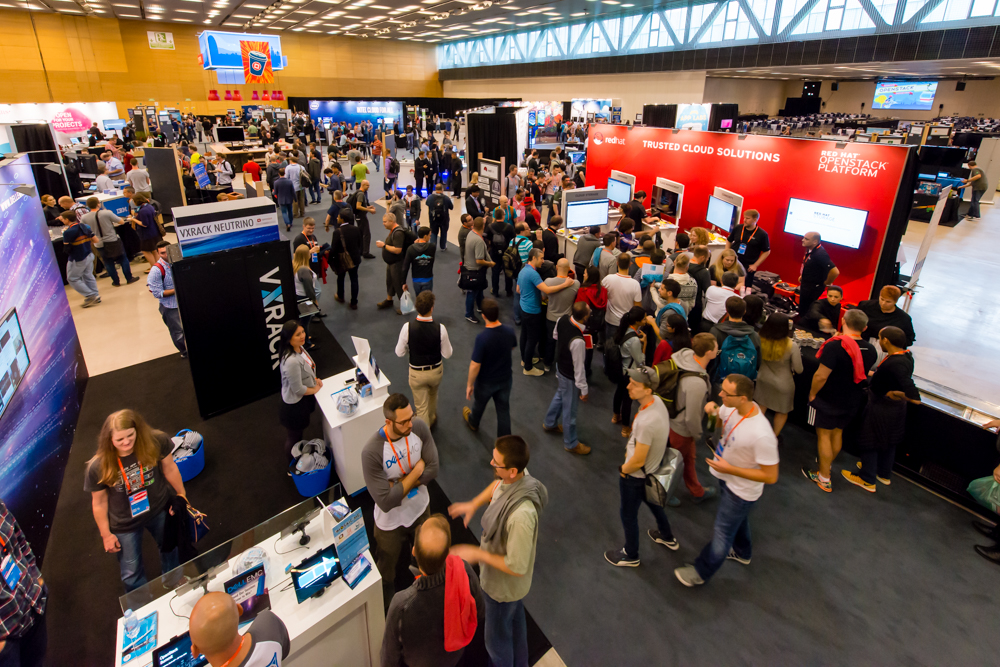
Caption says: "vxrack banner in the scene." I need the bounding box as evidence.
[174,202,280,258]
[584,124,912,304]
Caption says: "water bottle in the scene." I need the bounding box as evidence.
[123,609,139,640]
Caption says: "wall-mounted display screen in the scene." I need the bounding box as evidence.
[216,126,245,142]
[0,308,30,422]
[607,178,632,204]
[872,81,939,111]
[706,196,736,232]
[566,199,609,229]
[720,119,733,129]
[783,198,868,249]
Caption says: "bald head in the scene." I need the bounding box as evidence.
[413,514,451,576]
[803,231,821,248]
[189,592,240,658]
[58,196,75,209]
[556,258,571,276]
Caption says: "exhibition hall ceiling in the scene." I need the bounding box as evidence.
[710,56,1000,80]
[0,0,706,41]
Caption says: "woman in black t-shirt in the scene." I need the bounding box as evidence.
[84,409,187,591]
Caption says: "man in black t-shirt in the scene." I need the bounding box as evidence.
[802,309,878,493]
[463,299,518,437]
[726,209,770,290]
[798,231,839,316]
[377,212,407,313]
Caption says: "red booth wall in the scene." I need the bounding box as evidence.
[584,124,911,305]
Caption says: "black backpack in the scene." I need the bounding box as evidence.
[502,242,523,279]
[603,330,637,383]
[429,195,448,223]
[389,157,400,174]
[408,197,422,220]
[490,223,509,253]
[652,359,709,418]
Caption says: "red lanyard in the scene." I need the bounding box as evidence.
[388,436,412,474]
[300,349,315,371]
[721,407,756,448]
[740,225,759,245]
[877,351,906,368]
[117,456,144,494]
[630,399,654,430]
[219,635,248,667]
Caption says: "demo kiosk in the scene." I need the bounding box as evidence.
[558,187,610,258]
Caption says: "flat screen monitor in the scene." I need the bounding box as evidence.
[783,198,868,249]
[918,173,937,181]
[0,308,31,421]
[720,119,733,129]
[655,189,679,217]
[566,198,610,229]
[706,196,736,232]
[919,146,966,167]
[607,177,631,204]
[69,137,80,144]
[152,632,208,667]
[937,171,950,179]
[103,119,128,132]
[872,81,939,111]
[569,151,586,165]
[291,544,341,604]
[216,126,245,143]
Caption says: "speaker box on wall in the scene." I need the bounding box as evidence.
[831,81,839,91]
[957,81,966,91]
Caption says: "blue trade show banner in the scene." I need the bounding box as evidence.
[173,199,281,258]
[308,100,403,126]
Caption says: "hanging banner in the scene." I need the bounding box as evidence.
[173,199,281,258]
[0,102,119,141]
[241,40,273,84]
[676,103,712,131]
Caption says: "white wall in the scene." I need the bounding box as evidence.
[818,78,1000,120]
[702,77,793,116]
[443,71,707,121]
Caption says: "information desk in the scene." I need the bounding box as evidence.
[113,488,383,667]
[315,357,392,496]
[210,142,269,172]
[76,191,131,219]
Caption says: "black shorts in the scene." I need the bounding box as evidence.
[808,403,851,430]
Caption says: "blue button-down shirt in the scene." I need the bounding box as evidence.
[146,259,178,309]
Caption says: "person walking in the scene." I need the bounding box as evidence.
[542,302,592,456]
[83,197,137,288]
[85,409,187,591]
[674,374,779,587]
[0,500,49,667]
[463,217,494,324]
[147,241,187,357]
[402,226,436,296]
[395,291,453,428]
[463,299,518,437]
[376,212,407,313]
[448,436,548,667]
[605,365,678,567]
[285,157,306,219]
[352,180,378,259]
[278,320,322,462]
[611,307,649,437]
[961,159,989,221]
[273,167,296,231]
[307,151,323,204]
[541,259,580,369]
[517,249,575,376]
[59,210,101,307]
[362,394,440,605]
[426,183,454,251]
[127,192,163,271]
[666,333,719,506]
[754,313,803,442]
[384,147,399,196]
[331,209,362,310]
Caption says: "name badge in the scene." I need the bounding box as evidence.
[1,554,22,591]
[737,243,748,255]
[128,490,151,517]
[406,487,419,499]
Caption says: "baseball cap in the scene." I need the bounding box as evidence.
[627,366,658,388]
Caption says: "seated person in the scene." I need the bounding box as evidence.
[801,285,843,335]
[703,271,742,324]
[709,248,747,287]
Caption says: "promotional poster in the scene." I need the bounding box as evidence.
[0,102,120,143]
[585,124,911,303]
[241,40,274,85]
[0,156,88,559]
[675,103,712,131]
[307,100,403,126]
[173,199,281,258]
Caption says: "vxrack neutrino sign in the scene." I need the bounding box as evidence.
[172,199,281,258]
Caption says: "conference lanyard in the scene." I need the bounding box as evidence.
[877,351,907,368]
[300,349,315,372]
[219,635,248,667]
[721,407,756,449]
[630,399,654,431]
[739,225,759,245]
[117,456,145,494]
[389,436,413,475]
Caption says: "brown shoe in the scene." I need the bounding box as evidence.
[462,407,477,432]
[334,295,345,303]
[350,303,358,310]
[566,442,591,456]
[542,423,563,434]
[621,426,632,438]
[376,299,393,309]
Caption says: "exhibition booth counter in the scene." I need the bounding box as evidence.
[114,487,383,667]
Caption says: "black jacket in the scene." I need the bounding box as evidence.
[466,195,484,219]
[161,496,199,565]
[332,222,363,267]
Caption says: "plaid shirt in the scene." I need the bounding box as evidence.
[0,502,46,640]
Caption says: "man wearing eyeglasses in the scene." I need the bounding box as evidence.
[362,393,440,607]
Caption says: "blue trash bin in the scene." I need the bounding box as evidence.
[289,456,333,497]
[173,429,205,482]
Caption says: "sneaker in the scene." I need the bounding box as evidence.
[727,549,751,565]
[856,461,890,485]
[542,423,563,434]
[542,365,550,373]
[674,565,704,587]
[465,316,479,324]
[81,296,99,308]
[565,442,591,455]
[462,406,477,431]
[667,496,681,507]
[523,367,544,377]
[604,548,640,567]
[841,470,875,493]
[376,299,394,309]
[363,253,377,259]
[801,467,832,493]
[693,486,718,504]
[648,530,679,551]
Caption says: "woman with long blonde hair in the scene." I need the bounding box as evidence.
[84,409,187,591]
[709,248,746,287]
[754,313,803,441]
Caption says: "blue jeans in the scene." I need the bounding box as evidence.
[115,508,180,592]
[430,217,449,250]
[466,287,484,318]
[413,280,433,296]
[280,203,294,229]
[66,253,99,299]
[619,474,673,559]
[693,480,755,582]
[94,245,133,285]
[469,377,512,436]
[969,187,985,218]
[484,591,528,667]
[545,371,580,449]
[309,181,322,203]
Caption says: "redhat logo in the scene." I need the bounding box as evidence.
[593,132,604,145]
[592,132,623,146]
[51,108,92,134]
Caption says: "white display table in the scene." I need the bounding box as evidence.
[315,357,391,496]
[113,507,383,667]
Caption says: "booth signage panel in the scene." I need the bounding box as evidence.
[0,102,120,141]
[585,124,911,304]
[676,104,712,131]
[308,100,403,126]
[478,157,502,208]
[174,199,281,258]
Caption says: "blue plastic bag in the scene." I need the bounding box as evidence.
[967,476,1000,513]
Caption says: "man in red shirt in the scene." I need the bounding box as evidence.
[523,197,541,230]
[242,159,261,182]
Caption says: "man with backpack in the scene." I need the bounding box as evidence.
[376,212,412,314]
[506,223,534,324]
[350,180,377,259]
[488,208,515,297]
[709,297,761,381]
[426,183,453,250]
[687,246,712,333]
[402,226,436,296]
[542,301,591,456]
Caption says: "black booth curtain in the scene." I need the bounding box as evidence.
[873,147,919,296]
[10,124,68,200]
[642,105,677,128]
[708,104,739,131]
[466,112,517,183]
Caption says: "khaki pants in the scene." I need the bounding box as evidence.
[409,365,443,426]
[294,188,306,217]
[374,506,430,607]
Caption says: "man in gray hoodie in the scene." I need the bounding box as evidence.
[572,225,603,279]
[668,333,719,506]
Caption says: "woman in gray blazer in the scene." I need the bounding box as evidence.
[279,320,323,461]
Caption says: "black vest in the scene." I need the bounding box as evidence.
[408,320,442,367]
[556,315,584,380]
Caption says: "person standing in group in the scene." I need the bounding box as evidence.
[541,259,580,369]
[572,226,602,281]
[666,333,719,506]
[402,226,436,296]
[668,254,699,316]
[189,593,289,667]
[325,189,349,232]
[284,156,306,219]
[60,211,101,308]
[83,197,138,288]
[602,254,643,344]
[841,325,921,493]
[412,150,430,197]
[292,217,324,277]
[242,155,261,184]
[542,302,592,456]
[395,291,453,428]
[611,307,650,437]
[703,272,741,327]
[127,192,163,270]
[487,203,515,297]
[266,152,286,191]
[362,394,440,605]
[273,167,296,231]
[277,320,322,462]
[674,374,779,587]
[147,241,188,357]
[754,313,803,443]
[0,500,48,667]
[376,212,407,314]
[291,245,321,351]
[464,217,494,324]
[798,232,839,317]
[686,246,712,333]
[605,365,678,567]
[426,183,454,251]
[504,164,521,201]
[330,209,362,310]
[352,180,377,259]
[858,285,916,347]
[123,158,152,196]
[448,436,548,667]
[961,159,989,221]
[517,249,575,376]
[449,151,463,199]
[725,209,770,290]
[381,515,484,667]
[213,154,234,191]
[85,409,188,591]
[464,299,518,437]
[802,309,878,493]
[457,214,473,261]
[594,232,620,283]
[465,185,485,219]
